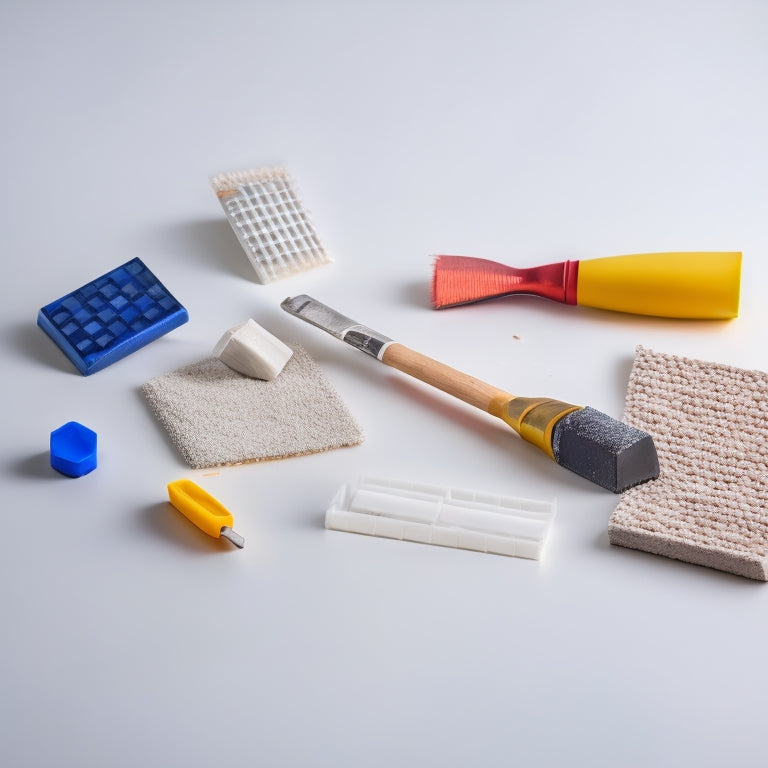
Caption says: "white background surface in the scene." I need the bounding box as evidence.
[2,1,767,766]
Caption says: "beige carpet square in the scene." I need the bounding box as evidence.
[142,346,363,468]
[609,346,768,580]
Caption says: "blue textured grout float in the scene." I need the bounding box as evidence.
[37,258,188,375]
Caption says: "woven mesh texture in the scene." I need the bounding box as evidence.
[609,346,768,580]
[142,346,363,468]
[211,167,331,283]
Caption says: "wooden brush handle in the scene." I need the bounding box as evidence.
[380,343,511,413]
[379,341,579,456]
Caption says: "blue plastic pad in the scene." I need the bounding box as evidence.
[37,258,188,375]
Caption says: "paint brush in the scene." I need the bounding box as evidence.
[281,295,659,492]
[431,251,741,318]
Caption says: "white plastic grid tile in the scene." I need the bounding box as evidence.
[211,167,331,283]
[326,475,556,560]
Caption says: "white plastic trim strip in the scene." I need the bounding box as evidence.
[326,476,556,559]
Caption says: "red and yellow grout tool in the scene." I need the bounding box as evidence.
[167,479,245,548]
[432,251,742,319]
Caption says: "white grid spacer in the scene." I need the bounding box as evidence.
[211,166,332,283]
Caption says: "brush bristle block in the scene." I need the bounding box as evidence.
[551,407,660,493]
[37,258,188,375]
[326,476,556,559]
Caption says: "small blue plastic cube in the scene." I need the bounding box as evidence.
[50,421,98,477]
[37,257,188,375]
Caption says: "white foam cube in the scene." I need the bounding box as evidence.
[213,319,293,380]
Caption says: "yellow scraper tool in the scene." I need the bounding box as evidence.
[167,479,245,548]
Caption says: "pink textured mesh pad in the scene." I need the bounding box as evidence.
[609,346,768,580]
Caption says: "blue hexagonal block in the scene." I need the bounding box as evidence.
[50,421,98,477]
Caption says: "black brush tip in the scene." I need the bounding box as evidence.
[551,406,659,493]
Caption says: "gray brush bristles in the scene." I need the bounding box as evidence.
[551,407,660,493]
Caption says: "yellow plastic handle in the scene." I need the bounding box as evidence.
[167,479,234,538]
[576,252,741,319]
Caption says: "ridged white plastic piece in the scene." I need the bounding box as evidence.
[326,476,556,559]
[213,319,293,380]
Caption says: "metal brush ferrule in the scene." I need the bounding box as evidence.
[281,295,393,358]
[341,325,393,358]
[493,396,582,458]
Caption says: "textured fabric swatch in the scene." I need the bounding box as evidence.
[609,346,768,580]
[142,346,363,468]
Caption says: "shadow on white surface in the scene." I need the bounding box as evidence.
[154,218,258,283]
[12,451,61,480]
[400,278,433,310]
[11,321,79,374]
